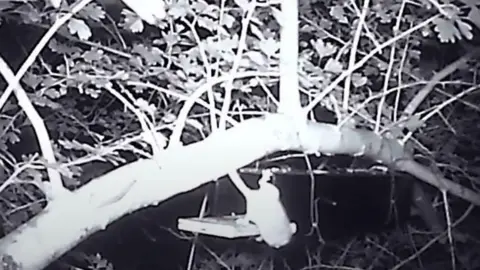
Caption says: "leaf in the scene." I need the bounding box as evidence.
[135,98,156,116]
[44,88,62,99]
[177,54,197,74]
[132,44,164,66]
[258,37,279,57]
[29,201,44,214]
[92,77,112,88]
[29,94,61,109]
[433,17,461,43]
[23,168,43,182]
[249,24,265,40]
[245,51,267,66]
[162,112,177,123]
[5,131,20,145]
[351,73,368,87]
[48,39,81,55]
[82,49,103,62]
[67,18,92,40]
[443,4,461,19]
[324,58,343,73]
[234,0,250,11]
[382,106,393,119]
[80,3,106,22]
[85,87,101,99]
[121,9,144,33]
[22,73,42,89]
[14,4,41,23]
[130,18,144,33]
[122,0,167,25]
[222,13,235,28]
[49,0,61,8]
[363,65,379,76]
[162,31,181,47]
[75,72,91,84]
[408,49,421,60]
[456,20,473,40]
[372,3,392,24]
[168,0,190,19]
[421,25,433,37]
[192,0,209,13]
[271,7,284,26]
[467,7,480,29]
[403,114,424,131]
[197,15,217,31]
[311,39,337,59]
[388,126,404,139]
[330,5,348,24]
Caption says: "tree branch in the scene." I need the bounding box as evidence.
[1,115,479,269]
[0,0,93,197]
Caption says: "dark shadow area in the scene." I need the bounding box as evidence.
[44,154,414,270]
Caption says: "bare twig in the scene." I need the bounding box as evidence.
[168,70,278,147]
[304,15,439,114]
[401,48,480,119]
[344,0,370,115]
[374,0,406,133]
[218,1,256,130]
[391,204,475,270]
[403,85,480,143]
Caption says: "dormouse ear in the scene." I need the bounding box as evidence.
[258,169,274,184]
[258,182,280,199]
[289,222,297,234]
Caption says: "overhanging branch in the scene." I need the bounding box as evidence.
[1,114,478,269]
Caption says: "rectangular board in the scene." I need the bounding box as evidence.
[177,215,260,239]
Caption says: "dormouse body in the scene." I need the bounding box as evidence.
[244,180,297,248]
[229,171,297,248]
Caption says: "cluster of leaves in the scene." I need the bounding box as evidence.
[194,249,273,270]
[0,0,283,245]
[300,1,480,187]
[300,0,478,123]
[64,253,114,270]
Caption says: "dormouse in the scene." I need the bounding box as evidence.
[229,170,296,248]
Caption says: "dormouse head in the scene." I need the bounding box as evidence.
[258,181,280,199]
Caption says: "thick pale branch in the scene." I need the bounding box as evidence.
[0,115,478,269]
[0,117,279,270]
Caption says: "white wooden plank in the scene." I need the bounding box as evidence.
[177,215,260,239]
